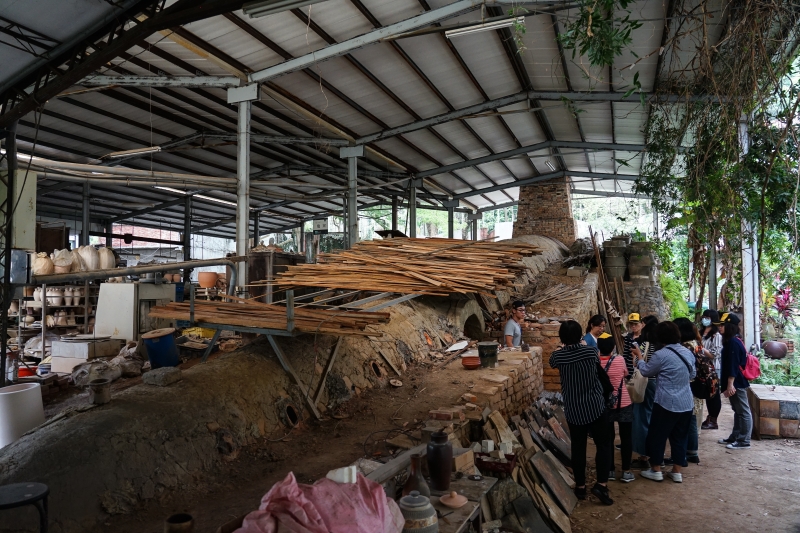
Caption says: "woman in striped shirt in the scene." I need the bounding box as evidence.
[597,334,634,483]
[549,320,614,505]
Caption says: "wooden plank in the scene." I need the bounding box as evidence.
[530,452,577,515]
[548,418,571,446]
[489,411,520,445]
[518,421,536,450]
[370,341,402,376]
[512,495,554,533]
[544,450,575,489]
[366,444,426,484]
[533,483,572,533]
[313,337,343,405]
[541,428,571,464]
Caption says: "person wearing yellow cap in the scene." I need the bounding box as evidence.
[622,313,644,375]
[717,313,752,449]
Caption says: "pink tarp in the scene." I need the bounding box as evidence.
[234,472,404,533]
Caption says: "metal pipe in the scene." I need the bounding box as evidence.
[20,156,231,182]
[32,257,244,295]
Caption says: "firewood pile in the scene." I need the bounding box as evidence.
[270,238,542,296]
[148,300,390,336]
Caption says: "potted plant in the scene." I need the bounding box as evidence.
[768,287,797,354]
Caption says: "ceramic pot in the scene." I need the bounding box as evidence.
[33,288,41,302]
[198,272,218,288]
[23,315,35,325]
[402,453,430,497]
[398,491,438,533]
[461,356,481,370]
[23,286,34,298]
[763,340,788,359]
[9,301,18,314]
[426,431,453,491]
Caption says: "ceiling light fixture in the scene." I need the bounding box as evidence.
[103,146,160,159]
[243,0,327,18]
[445,17,524,39]
[545,160,557,172]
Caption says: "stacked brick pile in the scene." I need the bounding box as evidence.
[466,349,544,417]
[512,178,577,246]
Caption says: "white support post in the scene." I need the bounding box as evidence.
[340,146,364,249]
[230,84,260,293]
[739,114,760,349]
[708,244,718,310]
[688,260,696,303]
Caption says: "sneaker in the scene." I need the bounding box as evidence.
[630,458,650,470]
[620,471,635,483]
[667,472,683,483]
[574,486,587,500]
[640,469,664,482]
[591,483,614,505]
[608,470,616,481]
[687,455,700,464]
[726,441,751,450]
[718,438,735,445]
[615,444,622,450]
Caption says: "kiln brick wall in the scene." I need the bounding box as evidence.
[513,178,577,246]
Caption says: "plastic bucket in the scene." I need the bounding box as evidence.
[142,328,180,369]
[477,341,499,368]
[0,383,45,448]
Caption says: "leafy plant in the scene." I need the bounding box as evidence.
[753,355,800,387]
[659,272,690,320]
[769,287,799,338]
[557,0,642,68]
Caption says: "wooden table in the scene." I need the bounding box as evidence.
[429,476,497,533]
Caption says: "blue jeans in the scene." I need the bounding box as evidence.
[632,379,657,456]
[727,388,753,444]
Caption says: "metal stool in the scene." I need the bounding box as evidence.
[0,482,49,532]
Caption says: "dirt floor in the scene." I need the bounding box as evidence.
[102,360,800,533]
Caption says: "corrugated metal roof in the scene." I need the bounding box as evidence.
[0,0,734,237]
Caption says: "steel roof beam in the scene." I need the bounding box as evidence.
[0,0,250,128]
[247,0,483,83]
[108,196,195,223]
[571,189,649,200]
[417,141,645,178]
[80,75,242,88]
[450,171,639,200]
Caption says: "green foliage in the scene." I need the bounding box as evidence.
[660,272,690,320]
[752,356,800,387]
[558,0,642,100]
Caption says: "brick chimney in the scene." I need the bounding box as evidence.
[513,177,577,246]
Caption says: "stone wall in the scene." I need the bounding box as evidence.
[513,177,577,246]
[623,283,669,321]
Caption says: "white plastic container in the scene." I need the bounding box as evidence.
[0,383,45,448]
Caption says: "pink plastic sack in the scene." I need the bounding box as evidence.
[235,472,404,533]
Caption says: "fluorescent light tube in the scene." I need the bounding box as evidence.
[545,160,556,172]
[243,0,327,18]
[445,17,524,39]
[104,146,161,159]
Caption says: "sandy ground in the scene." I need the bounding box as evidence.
[103,361,800,533]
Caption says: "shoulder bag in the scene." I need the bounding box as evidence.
[626,342,649,403]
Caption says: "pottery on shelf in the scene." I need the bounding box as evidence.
[198,272,218,288]
[33,288,42,302]
[23,315,35,325]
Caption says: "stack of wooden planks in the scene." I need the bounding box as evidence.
[270,238,542,296]
[148,300,389,336]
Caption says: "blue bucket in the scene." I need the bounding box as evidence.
[142,328,180,369]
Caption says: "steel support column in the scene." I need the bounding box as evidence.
[81,182,90,246]
[104,220,113,247]
[447,207,454,239]
[253,209,260,247]
[409,185,417,238]
[183,196,192,281]
[348,157,358,248]
[236,99,251,292]
[1,120,18,386]
[391,196,398,232]
[471,219,477,240]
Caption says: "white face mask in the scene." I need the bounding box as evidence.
[701,318,712,327]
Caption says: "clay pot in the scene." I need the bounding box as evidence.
[172,274,182,283]
[461,356,481,370]
[402,453,430,497]
[23,315,35,326]
[198,272,218,288]
[763,340,788,359]
[33,288,41,302]
[398,491,437,533]
[23,286,34,298]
